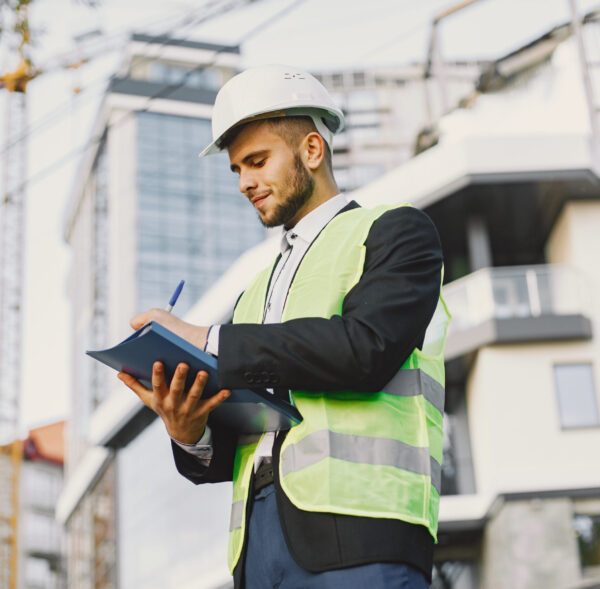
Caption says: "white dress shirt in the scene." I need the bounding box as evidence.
[174,194,349,467]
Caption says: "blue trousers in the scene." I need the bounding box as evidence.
[244,484,430,589]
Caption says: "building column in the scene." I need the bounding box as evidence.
[480,498,581,589]
[467,215,493,271]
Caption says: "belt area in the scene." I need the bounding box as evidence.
[254,459,274,494]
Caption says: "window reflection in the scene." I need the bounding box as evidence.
[135,111,266,314]
[574,514,600,567]
[554,364,599,429]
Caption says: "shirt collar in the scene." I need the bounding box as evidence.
[279,193,348,254]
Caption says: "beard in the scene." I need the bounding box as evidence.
[259,153,315,228]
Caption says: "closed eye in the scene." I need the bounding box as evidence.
[230,150,270,173]
[229,160,263,175]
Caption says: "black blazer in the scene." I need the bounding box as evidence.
[172,203,444,585]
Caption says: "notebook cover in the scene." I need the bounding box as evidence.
[87,321,302,433]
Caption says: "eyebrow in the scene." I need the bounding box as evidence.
[230,149,270,173]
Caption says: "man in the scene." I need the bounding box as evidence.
[119,65,449,588]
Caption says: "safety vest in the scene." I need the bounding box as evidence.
[227,205,450,573]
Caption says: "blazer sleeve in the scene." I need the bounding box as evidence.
[217,206,443,392]
[171,422,238,484]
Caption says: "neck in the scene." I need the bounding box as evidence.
[286,176,339,228]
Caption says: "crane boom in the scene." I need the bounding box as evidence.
[0,2,32,586]
[0,76,27,589]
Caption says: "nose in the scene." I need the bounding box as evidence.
[239,168,258,196]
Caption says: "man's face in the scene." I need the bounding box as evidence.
[227,121,315,228]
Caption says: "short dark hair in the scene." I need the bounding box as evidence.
[220,115,333,173]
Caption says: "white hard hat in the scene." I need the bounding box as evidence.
[199,64,344,157]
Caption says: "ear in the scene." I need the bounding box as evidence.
[302,132,326,171]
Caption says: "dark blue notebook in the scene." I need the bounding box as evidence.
[86,321,302,434]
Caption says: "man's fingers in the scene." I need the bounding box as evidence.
[201,389,231,413]
[183,371,208,411]
[171,363,190,402]
[185,371,230,415]
[118,373,153,408]
[130,310,150,330]
[130,308,172,331]
[151,362,169,397]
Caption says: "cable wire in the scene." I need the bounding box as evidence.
[0,0,239,155]
[3,0,307,202]
[351,0,456,65]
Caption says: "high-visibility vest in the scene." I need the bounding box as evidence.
[227,205,450,573]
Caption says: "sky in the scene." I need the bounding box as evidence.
[1,0,599,431]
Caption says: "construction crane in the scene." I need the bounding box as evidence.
[0,1,37,585]
[0,1,295,585]
[0,5,137,585]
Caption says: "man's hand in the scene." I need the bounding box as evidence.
[118,362,231,444]
[131,308,209,350]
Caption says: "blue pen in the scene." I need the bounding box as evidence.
[165,280,185,313]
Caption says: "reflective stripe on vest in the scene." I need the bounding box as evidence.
[229,499,244,532]
[226,204,450,573]
[280,428,442,495]
[227,434,261,571]
[383,368,445,414]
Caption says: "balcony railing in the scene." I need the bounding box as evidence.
[442,264,592,358]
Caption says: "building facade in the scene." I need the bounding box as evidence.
[350,16,600,588]
[59,35,265,588]
[59,13,600,589]
[0,421,67,589]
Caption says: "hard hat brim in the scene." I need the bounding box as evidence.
[199,65,344,159]
[198,140,220,158]
[199,107,342,158]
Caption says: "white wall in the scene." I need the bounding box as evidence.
[66,184,95,471]
[454,200,600,506]
[546,200,600,338]
[107,108,139,349]
[466,341,600,496]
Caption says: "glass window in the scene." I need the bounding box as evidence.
[347,90,378,111]
[22,510,61,553]
[135,111,266,314]
[348,126,379,143]
[440,397,476,496]
[21,464,61,508]
[554,364,599,429]
[147,63,220,90]
[574,514,600,567]
[187,68,220,90]
[353,71,366,87]
[346,111,380,128]
[331,73,343,87]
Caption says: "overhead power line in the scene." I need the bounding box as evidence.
[107,0,307,112]
[0,0,240,156]
[2,0,308,202]
[30,0,226,74]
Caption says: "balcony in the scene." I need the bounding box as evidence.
[443,264,593,360]
[21,512,64,560]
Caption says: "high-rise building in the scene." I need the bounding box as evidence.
[99,15,598,589]
[350,16,600,588]
[0,421,67,589]
[58,35,264,589]
[58,13,600,589]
